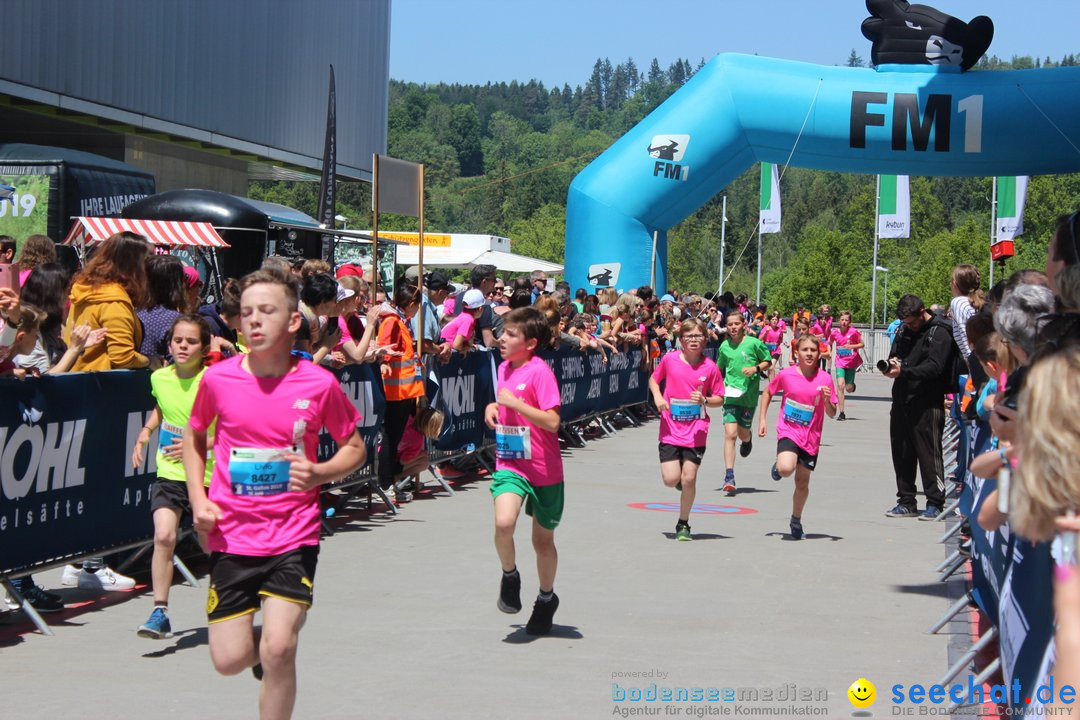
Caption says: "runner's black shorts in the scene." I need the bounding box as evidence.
[206,546,319,623]
[658,442,706,465]
[777,437,818,471]
[150,478,192,517]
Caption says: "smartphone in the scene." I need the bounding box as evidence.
[1059,528,1078,567]
[345,315,364,340]
[0,263,18,292]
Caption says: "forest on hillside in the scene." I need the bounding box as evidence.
[250,51,1080,323]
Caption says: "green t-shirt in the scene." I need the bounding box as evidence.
[716,336,772,404]
[150,366,213,484]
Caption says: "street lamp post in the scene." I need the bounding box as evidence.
[875,266,889,325]
[335,213,348,230]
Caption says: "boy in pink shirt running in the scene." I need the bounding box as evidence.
[486,306,565,635]
[648,319,725,541]
[183,269,366,720]
[757,334,838,540]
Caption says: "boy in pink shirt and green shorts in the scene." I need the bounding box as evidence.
[486,306,565,635]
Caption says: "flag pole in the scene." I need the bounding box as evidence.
[870,174,881,360]
[417,163,425,356]
[650,230,658,289]
[371,153,380,296]
[755,228,762,306]
[718,195,727,296]
[989,177,997,286]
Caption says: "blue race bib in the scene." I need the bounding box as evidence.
[783,399,815,427]
[669,398,702,423]
[495,425,532,460]
[837,348,854,357]
[229,446,297,496]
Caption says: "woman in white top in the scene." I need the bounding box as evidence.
[948,264,985,360]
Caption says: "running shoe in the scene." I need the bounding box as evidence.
[78,566,136,591]
[837,411,847,421]
[675,480,682,491]
[739,439,753,457]
[498,572,522,614]
[885,504,919,518]
[137,607,173,639]
[525,593,560,636]
[918,506,943,521]
[771,463,782,482]
[675,522,692,542]
[789,516,805,540]
[723,476,737,495]
[19,584,64,613]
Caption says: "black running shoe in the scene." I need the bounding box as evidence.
[739,438,752,458]
[525,593,559,635]
[789,516,805,540]
[498,572,522,614]
[837,411,846,421]
[252,663,263,681]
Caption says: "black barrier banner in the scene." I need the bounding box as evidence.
[428,351,497,452]
[540,346,648,419]
[317,362,386,465]
[0,371,157,575]
[1000,538,1055,713]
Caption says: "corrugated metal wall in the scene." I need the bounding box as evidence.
[0,0,389,176]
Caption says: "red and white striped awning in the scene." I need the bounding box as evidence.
[62,217,230,248]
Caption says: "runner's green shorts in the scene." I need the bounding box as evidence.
[722,401,756,429]
[833,366,856,386]
[490,469,564,530]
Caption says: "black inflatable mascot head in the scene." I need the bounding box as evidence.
[861,0,993,71]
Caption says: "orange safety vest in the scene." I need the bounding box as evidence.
[378,311,425,401]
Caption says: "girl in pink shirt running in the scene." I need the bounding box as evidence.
[757,334,838,540]
[648,318,725,541]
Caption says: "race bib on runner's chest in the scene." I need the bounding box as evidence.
[669,398,703,423]
[837,348,854,357]
[783,399,815,427]
[229,446,299,496]
[495,425,531,460]
[159,421,183,449]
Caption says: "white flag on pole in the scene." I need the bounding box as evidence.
[759,162,781,234]
[877,175,910,239]
[996,176,1029,241]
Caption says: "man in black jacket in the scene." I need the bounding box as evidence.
[882,294,956,520]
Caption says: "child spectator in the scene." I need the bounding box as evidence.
[16,234,57,286]
[138,254,187,363]
[441,288,485,353]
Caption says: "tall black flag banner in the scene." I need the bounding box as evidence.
[317,65,337,263]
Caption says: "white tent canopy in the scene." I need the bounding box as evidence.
[386,231,562,273]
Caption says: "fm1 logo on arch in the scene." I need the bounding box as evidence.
[648,134,690,182]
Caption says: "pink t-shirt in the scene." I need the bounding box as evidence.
[495,354,563,486]
[768,366,838,455]
[830,327,863,369]
[440,311,475,344]
[651,351,724,448]
[188,355,362,556]
[759,327,784,355]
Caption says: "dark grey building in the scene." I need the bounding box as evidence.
[0,0,389,193]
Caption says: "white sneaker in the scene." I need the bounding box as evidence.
[3,593,19,611]
[60,564,82,587]
[78,566,136,591]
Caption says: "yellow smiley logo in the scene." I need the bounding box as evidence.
[848,678,876,708]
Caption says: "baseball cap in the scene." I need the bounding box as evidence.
[404,265,421,280]
[336,283,356,302]
[660,293,675,303]
[463,288,485,309]
[425,271,450,291]
[182,265,202,289]
[336,263,364,279]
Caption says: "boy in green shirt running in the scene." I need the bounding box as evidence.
[715,311,773,494]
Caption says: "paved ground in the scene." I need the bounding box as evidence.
[1,372,961,719]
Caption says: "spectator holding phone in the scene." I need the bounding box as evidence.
[16,234,57,286]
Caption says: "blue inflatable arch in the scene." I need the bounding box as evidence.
[564,53,1080,293]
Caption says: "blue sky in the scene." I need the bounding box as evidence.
[390,0,1079,87]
